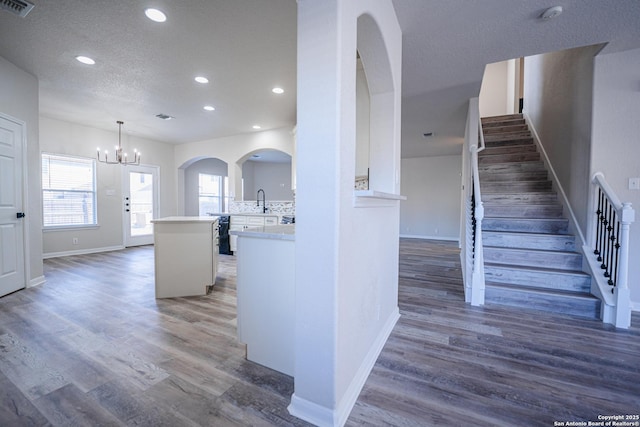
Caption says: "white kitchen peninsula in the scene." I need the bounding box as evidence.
[152,216,219,299]
[231,224,295,376]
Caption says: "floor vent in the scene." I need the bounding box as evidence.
[0,0,34,17]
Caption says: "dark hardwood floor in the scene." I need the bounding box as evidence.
[0,239,638,426]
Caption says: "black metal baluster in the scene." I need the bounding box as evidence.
[606,209,616,284]
[601,202,610,271]
[598,193,607,262]
[594,188,602,258]
[611,221,621,292]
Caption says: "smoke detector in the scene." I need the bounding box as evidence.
[0,0,35,17]
[540,6,563,20]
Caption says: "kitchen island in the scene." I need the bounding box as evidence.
[231,224,295,375]
[151,216,219,298]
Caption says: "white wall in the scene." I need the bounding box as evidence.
[400,155,462,240]
[524,44,601,239]
[242,160,293,201]
[479,60,512,117]
[292,1,402,425]
[0,55,43,286]
[40,117,176,255]
[592,48,640,309]
[184,158,228,216]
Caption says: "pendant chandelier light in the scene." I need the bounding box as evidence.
[96,121,140,165]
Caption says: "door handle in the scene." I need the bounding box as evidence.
[16,212,26,219]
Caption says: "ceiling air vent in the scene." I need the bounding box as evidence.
[0,0,35,18]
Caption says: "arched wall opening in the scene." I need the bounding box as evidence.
[180,157,229,216]
[356,12,397,194]
[237,148,293,202]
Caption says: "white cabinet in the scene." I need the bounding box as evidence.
[152,217,219,298]
[229,214,279,252]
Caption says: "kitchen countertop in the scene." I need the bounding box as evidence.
[151,216,219,224]
[230,224,295,241]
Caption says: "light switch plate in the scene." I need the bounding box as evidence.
[629,177,640,190]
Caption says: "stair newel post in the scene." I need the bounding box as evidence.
[614,202,634,328]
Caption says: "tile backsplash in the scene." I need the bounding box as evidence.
[229,200,295,215]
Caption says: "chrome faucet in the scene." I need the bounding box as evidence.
[257,189,267,213]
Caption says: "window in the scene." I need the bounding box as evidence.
[42,154,97,227]
[198,173,222,215]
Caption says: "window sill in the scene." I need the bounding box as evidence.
[43,225,99,232]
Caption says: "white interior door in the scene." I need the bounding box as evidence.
[123,165,159,247]
[0,114,26,297]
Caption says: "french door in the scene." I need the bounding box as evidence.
[122,165,159,247]
[0,114,26,297]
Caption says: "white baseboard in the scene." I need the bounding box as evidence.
[28,275,45,288]
[399,233,459,242]
[43,245,125,259]
[288,307,400,427]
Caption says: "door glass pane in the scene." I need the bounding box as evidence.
[130,172,153,237]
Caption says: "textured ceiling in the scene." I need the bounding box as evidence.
[1,1,640,158]
[393,0,640,157]
[0,0,297,144]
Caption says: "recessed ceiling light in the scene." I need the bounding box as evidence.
[75,56,95,65]
[252,125,261,129]
[195,76,209,84]
[145,8,167,22]
[272,87,284,94]
[203,105,215,111]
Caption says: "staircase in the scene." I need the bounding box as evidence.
[479,114,600,319]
